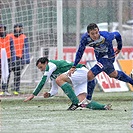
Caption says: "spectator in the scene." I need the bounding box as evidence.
[10,23,30,95]
[0,24,16,96]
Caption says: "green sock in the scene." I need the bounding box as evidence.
[86,100,105,110]
[61,83,79,105]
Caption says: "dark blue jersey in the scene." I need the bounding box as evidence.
[74,31,122,66]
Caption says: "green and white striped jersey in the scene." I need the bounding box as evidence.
[33,60,85,96]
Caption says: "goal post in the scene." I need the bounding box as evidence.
[0,0,64,97]
[57,0,63,60]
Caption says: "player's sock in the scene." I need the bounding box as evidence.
[86,79,97,100]
[61,82,79,105]
[86,100,105,110]
[116,70,133,85]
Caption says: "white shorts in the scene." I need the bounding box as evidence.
[64,67,89,96]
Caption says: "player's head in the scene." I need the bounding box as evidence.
[36,57,49,71]
[14,23,23,37]
[87,23,100,41]
[0,24,6,38]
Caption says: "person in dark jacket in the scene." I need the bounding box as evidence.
[10,23,30,95]
[0,24,16,96]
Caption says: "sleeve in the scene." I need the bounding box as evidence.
[44,62,57,81]
[48,79,58,96]
[32,62,57,96]
[10,37,16,63]
[112,31,122,50]
[73,36,87,66]
[33,75,47,96]
[22,37,30,64]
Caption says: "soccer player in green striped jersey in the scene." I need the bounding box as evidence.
[24,57,112,110]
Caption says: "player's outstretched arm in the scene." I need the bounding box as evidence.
[24,94,34,102]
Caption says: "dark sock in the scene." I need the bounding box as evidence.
[86,79,97,100]
[116,70,133,85]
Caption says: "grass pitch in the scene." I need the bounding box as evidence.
[0,91,133,133]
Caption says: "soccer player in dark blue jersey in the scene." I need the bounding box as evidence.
[69,23,133,105]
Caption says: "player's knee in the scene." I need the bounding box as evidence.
[87,71,95,80]
[56,74,65,85]
[109,75,114,78]
[55,77,61,85]
[109,70,118,78]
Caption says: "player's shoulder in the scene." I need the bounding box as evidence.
[81,32,89,38]
[49,60,59,67]
[99,31,113,38]
[49,60,56,65]
[45,61,57,71]
[50,60,64,65]
[99,30,118,35]
[81,32,90,43]
[99,31,110,35]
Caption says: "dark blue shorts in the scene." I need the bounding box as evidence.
[91,58,115,76]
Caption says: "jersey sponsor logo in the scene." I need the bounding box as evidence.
[94,44,108,53]
[87,36,105,47]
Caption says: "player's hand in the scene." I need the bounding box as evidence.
[114,49,121,55]
[24,94,34,102]
[43,92,50,98]
[68,67,76,76]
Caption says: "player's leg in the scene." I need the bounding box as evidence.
[86,101,112,110]
[77,93,87,102]
[91,58,133,87]
[100,59,133,85]
[85,59,114,109]
[109,70,133,85]
[69,66,88,108]
[71,67,112,110]
[56,67,90,110]
[86,78,97,100]
[75,82,112,110]
[86,62,103,101]
[56,74,79,110]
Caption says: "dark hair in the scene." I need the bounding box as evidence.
[14,23,23,28]
[36,57,49,66]
[0,24,6,30]
[87,23,99,33]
